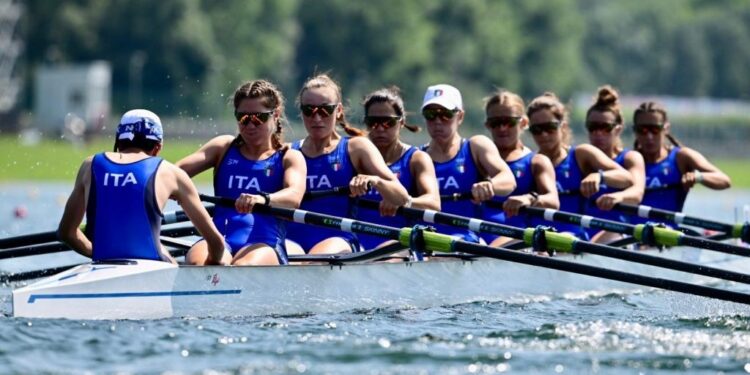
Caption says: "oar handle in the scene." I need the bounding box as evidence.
[303,186,351,200]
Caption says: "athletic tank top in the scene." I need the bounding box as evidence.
[213,144,287,263]
[286,137,358,252]
[355,146,417,250]
[547,146,588,239]
[633,147,687,224]
[422,139,484,243]
[87,153,163,261]
[584,149,632,237]
[481,151,535,243]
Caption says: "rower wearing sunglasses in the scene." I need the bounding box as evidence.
[527,92,633,240]
[583,86,646,242]
[631,101,730,222]
[421,84,516,243]
[481,89,559,247]
[354,87,441,251]
[285,74,409,255]
[176,80,307,265]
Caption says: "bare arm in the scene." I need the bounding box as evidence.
[236,149,307,211]
[348,137,409,206]
[408,150,441,210]
[167,163,227,264]
[677,147,731,190]
[503,153,558,217]
[469,135,516,201]
[175,135,234,177]
[57,158,93,258]
[577,144,633,197]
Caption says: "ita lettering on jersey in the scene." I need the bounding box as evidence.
[307,174,332,189]
[103,172,138,186]
[228,175,261,191]
[438,175,461,190]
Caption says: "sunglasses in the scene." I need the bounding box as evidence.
[528,121,562,135]
[300,104,338,118]
[485,116,522,129]
[633,123,665,135]
[235,111,274,126]
[364,116,401,130]
[422,108,459,121]
[586,121,617,133]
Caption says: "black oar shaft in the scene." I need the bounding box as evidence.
[614,203,733,233]
[449,240,750,305]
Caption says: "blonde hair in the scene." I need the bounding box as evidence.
[297,73,365,137]
[527,92,572,146]
[484,89,525,115]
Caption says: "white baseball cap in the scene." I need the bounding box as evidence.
[421,84,463,111]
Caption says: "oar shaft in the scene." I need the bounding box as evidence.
[448,239,750,305]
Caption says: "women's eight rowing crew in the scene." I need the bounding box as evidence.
[56,75,731,267]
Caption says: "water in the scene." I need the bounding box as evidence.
[2,183,750,374]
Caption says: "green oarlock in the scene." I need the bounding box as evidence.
[732,223,743,239]
[398,228,454,253]
[633,224,682,247]
[521,228,576,253]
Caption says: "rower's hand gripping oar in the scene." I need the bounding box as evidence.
[354,199,750,286]
[204,194,750,306]
[613,202,750,243]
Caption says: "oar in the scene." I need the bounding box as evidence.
[354,199,750,286]
[519,206,750,258]
[202,194,750,305]
[613,203,750,242]
[303,186,351,200]
[1,238,191,283]
[0,206,208,250]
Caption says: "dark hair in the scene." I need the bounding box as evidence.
[484,89,526,121]
[527,92,572,146]
[297,73,365,137]
[232,79,288,150]
[587,85,624,150]
[362,86,419,132]
[114,136,159,153]
[633,101,682,149]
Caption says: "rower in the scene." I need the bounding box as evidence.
[631,101,731,222]
[421,84,516,242]
[526,92,634,240]
[482,89,559,247]
[354,87,441,251]
[583,85,646,243]
[176,80,307,266]
[285,74,409,255]
[57,109,227,264]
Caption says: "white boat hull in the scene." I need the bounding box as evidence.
[12,247,750,320]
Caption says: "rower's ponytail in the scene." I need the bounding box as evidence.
[633,101,683,150]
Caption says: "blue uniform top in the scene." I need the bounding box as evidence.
[354,146,417,250]
[545,146,588,239]
[481,151,535,243]
[286,137,359,252]
[422,139,483,243]
[213,144,288,264]
[584,149,632,237]
[87,153,164,261]
[633,147,687,224]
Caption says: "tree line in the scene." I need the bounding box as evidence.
[18,0,750,123]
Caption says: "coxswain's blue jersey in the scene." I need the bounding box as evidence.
[584,149,632,237]
[482,151,535,243]
[87,153,163,261]
[544,146,588,239]
[422,139,483,243]
[633,147,687,224]
[355,146,417,249]
[286,137,359,252]
[213,144,288,264]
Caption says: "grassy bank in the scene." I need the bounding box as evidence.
[1,136,748,188]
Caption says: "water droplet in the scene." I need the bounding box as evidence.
[377,338,391,348]
[504,351,512,359]
[181,349,189,357]
[467,363,479,373]
[554,364,564,373]
[26,321,32,327]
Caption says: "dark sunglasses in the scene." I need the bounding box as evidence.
[300,104,338,118]
[633,123,664,135]
[485,116,522,129]
[364,116,401,129]
[528,121,562,135]
[586,121,617,133]
[235,111,274,126]
[422,108,459,121]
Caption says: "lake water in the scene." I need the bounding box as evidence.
[2,183,750,374]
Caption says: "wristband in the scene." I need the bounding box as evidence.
[598,169,605,184]
[404,195,413,208]
[529,191,539,205]
[260,192,271,206]
[694,170,704,184]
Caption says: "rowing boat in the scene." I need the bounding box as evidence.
[12,246,750,320]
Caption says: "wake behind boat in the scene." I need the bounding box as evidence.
[12,245,750,320]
